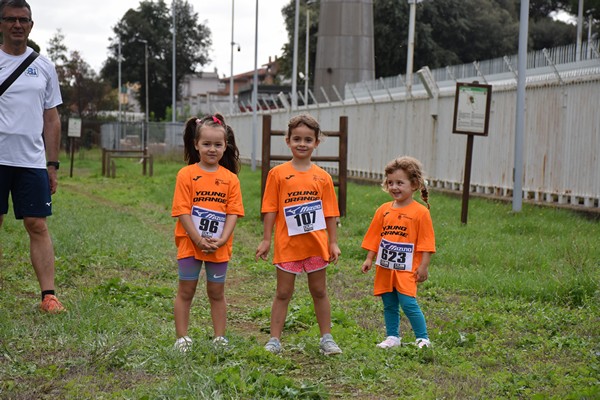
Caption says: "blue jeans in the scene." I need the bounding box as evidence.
[381,289,428,340]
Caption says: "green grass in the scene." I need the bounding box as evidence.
[1,149,598,399]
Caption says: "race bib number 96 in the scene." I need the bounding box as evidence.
[283,200,326,236]
[375,239,414,271]
[191,206,226,239]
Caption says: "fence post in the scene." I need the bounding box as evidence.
[260,114,272,213]
[338,116,348,217]
[102,148,107,176]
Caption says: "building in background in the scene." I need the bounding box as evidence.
[177,56,288,116]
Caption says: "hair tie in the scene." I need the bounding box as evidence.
[212,115,223,126]
[195,118,201,126]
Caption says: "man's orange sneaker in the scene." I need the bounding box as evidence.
[40,294,65,313]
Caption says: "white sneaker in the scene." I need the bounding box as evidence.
[174,336,193,352]
[212,336,229,346]
[416,338,431,348]
[319,333,342,355]
[264,337,282,354]
[376,336,401,349]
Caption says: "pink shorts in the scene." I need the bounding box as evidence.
[276,256,328,275]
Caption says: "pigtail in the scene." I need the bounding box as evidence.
[421,187,430,209]
[183,117,201,165]
[219,123,241,174]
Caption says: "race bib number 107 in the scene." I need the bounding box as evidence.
[283,200,326,236]
[375,239,414,271]
[191,206,226,239]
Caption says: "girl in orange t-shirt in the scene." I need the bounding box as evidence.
[171,114,244,351]
[361,156,436,349]
[255,114,342,356]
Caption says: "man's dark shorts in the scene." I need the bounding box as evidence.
[0,165,52,219]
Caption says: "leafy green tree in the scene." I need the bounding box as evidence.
[278,1,319,87]
[530,17,577,49]
[563,0,600,39]
[278,0,582,80]
[100,0,211,121]
[372,0,521,77]
[563,0,600,20]
[47,30,115,118]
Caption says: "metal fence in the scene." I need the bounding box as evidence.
[93,41,600,210]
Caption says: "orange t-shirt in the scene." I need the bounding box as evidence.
[261,161,339,264]
[171,164,244,262]
[361,200,435,297]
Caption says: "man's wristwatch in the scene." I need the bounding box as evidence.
[47,161,60,170]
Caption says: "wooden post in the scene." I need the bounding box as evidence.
[142,147,147,175]
[338,116,348,217]
[261,114,272,205]
[69,137,75,178]
[460,135,474,224]
[101,148,107,176]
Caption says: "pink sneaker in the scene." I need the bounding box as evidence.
[416,338,431,348]
[40,295,65,313]
[376,336,401,348]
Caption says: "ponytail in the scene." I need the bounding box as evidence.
[183,117,201,165]
[421,187,430,209]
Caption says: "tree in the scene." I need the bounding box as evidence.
[47,30,115,118]
[100,0,211,121]
[278,1,319,87]
[278,0,582,81]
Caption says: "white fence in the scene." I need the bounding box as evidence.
[104,42,600,210]
[223,49,600,210]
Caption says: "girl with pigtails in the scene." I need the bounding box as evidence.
[171,114,244,351]
[361,156,436,349]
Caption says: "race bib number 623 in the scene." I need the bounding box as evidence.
[375,239,414,271]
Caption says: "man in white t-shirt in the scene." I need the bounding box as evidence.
[0,0,65,313]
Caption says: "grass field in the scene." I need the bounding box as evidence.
[1,150,599,399]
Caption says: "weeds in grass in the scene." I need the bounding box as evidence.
[0,149,598,399]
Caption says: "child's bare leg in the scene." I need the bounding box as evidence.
[270,268,296,338]
[174,279,198,337]
[307,268,331,336]
[207,281,226,337]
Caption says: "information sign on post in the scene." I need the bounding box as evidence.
[452,82,492,224]
[67,117,82,138]
[452,82,491,136]
[67,118,82,177]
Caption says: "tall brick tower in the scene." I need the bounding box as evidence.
[313,0,375,102]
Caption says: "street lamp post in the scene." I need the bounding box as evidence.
[137,39,149,154]
[291,0,300,108]
[251,0,259,171]
[406,0,417,96]
[172,1,176,123]
[304,1,317,106]
[118,40,122,144]
[229,0,235,114]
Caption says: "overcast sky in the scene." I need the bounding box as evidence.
[26,0,290,77]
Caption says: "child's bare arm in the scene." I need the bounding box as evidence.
[255,212,276,261]
[361,250,376,273]
[326,217,341,263]
[414,252,431,282]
